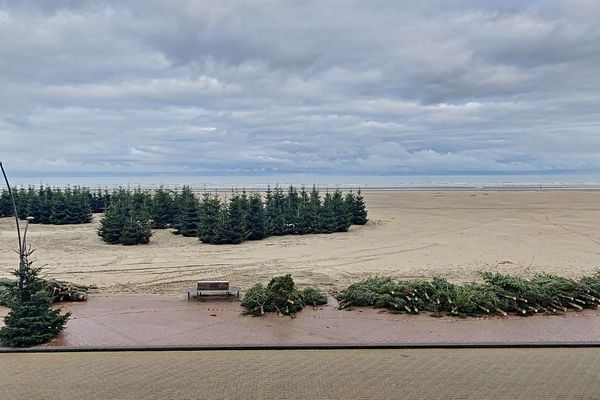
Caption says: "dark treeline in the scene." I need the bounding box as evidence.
[97,188,153,245]
[197,186,368,244]
[97,185,368,246]
[0,186,104,225]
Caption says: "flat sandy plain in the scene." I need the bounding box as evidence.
[1,190,599,294]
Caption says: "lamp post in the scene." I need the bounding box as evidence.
[0,161,28,290]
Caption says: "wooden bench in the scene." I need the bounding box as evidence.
[186,281,240,300]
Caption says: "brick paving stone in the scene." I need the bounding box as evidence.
[1,294,599,348]
[0,349,599,399]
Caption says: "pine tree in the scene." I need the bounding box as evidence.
[173,186,199,237]
[296,186,312,234]
[0,252,70,347]
[225,193,250,244]
[97,199,126,244]
[49,189,68,224]
[89,188,108,213]
[0,188,12,217]
[332,190,351,232]
[120,207,152,245]
[239,190,250,217]
[215,207,232,244]
[320,192,337,233]
[351,189,368,225]
[151,187,174,229]
[198,193,222,244]
[15,187,27,218]
[37,186,52,224]
[308,185,321,233]
[284,185,300,234]
[268,186,286,235]
[25,186,41,221]
[66,187,92,224]
[246,193,266,240]
[344,191,356,225]
[264,186,275,236]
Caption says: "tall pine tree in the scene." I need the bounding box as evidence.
[198,193,221,244]
[319,192,337,233]
[0,252,70,347]
[173,186,199,237]
[296,186,312,234]
[151,187,174,229]
[308,185,321,233]
[224,193,249,244]
[351,189,368,225]
[332,189,351,232]
[246,193,266,240]
[98,198,126,244]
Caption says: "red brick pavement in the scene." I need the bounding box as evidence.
[1,295,599,348]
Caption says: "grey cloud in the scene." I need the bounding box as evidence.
[0,0,599,176]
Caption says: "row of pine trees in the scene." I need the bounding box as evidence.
[97,186,368,245]
[0,186,101,225]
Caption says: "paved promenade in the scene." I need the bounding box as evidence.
[1,295,599,348]
[1,348,599,399]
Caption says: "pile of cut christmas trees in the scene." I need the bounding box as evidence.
[241,274,327,317]
[0,277,90,307]
[336,271,600,317]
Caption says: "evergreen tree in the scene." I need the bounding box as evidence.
[25,186,41,221]
[120,207,152,245]
[225,193,249,244]
[344,191,356,225]
[0,252,70,347]
[268,186,286,235]
[97,199,126,244]
[67,187,92,224]
[351,189,369,225]
[239,190,250,216]
[246,193,266,240]
[15,187,27,218]
[296,186,312,234]
[284,185,300,234]
[263,186,275,236]
[308,185,321,233]
[151,187,174,229]
[198,193,222,244]
[332,190,351,232]
[0,188,12,217]
[37,186,52,224]
[319,192,337,233]
[49,189,68,224]
[173,186,199,237]
[214,207,232,244]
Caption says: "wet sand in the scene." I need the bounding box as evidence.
[0,190,599,293]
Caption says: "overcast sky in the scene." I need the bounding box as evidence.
[1,0,599,176]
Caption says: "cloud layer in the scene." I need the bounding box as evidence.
[1,0,599,175]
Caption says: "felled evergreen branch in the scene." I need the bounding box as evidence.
[336,272,600,318]
[241,274,327,317]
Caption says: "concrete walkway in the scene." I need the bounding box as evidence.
[1,348,599,399]
[2,294,599,348]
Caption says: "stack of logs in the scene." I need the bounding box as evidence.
[49,280,90,302]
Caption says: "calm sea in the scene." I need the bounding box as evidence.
[7,174,600,191]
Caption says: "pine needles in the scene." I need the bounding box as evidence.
[241,274,327,317]
[336,272,600,317]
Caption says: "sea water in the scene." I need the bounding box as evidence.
[7,173,600,191]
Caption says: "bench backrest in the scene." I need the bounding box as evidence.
[197,281,229,291]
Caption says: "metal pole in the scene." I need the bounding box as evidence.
[0,162,25,290]
[22,218,33,254]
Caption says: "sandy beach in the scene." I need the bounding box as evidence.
[0,190,599,294]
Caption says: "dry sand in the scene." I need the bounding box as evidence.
[1,190,599,294]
